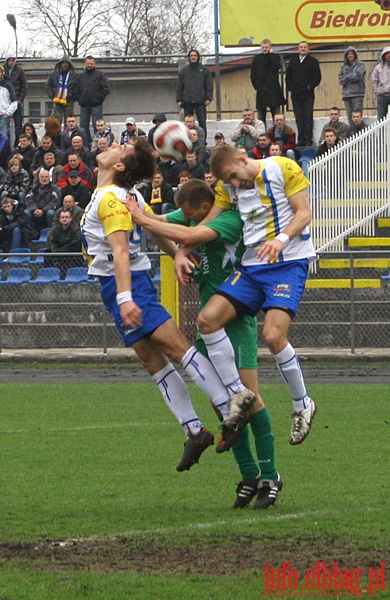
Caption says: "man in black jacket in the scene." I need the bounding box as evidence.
[45,56,78,127]
[250,39,285,126]
[4,55,27,146]
[285,41,321,147]
[176,49,213,142]
[11,134,37,173]
[77,56,110,147]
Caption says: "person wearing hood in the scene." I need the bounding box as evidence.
[4,55,27,146]
[147,113,167,146]
[0,66,17,139]
[338,47,366,127]
[176,49,213,141]
[371,47,390,120]
[46,56,78,126]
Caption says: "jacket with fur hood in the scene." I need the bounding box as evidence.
[45,55,78,103]
[371,47,390,97]
[338,46,365,99]
[4,55,27,103]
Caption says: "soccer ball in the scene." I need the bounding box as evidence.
[153,120,193,161]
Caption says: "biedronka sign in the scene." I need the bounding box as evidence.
[219,0,390,46]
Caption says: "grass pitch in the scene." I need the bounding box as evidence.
[0,379,389,599]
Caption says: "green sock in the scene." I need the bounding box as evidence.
[231,423,259,481]
[250,408,278,481]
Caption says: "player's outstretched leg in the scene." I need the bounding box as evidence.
[176,428,214,471]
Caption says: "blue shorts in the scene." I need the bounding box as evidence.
[100,271,171,347]
[216,259,309,317]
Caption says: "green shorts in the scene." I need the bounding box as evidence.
[196,314,258,370]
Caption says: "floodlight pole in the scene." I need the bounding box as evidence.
[6,14,18,58]
[213,0,222,120]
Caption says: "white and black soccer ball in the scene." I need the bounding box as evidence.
[153,120,193,161]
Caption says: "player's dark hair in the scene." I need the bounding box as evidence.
[176,179,214,209]
[113,138,156,188]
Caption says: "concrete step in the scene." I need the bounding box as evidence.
[318,258,390,269]
[306,278,382,289]
[348,237,390,247]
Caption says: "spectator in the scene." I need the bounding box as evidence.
[1,157,30,206]
[315,128,340,159]
[142,171,175,215]
[22,122,40,148]
[371,47,390,121]
[285,41,321,146]
[0,130,11,170]
[204,170,217,189]
[188,128,208,166]
[176,49,213,141]
[25,169,60,230]
[57,153,93,193]
[30,136,64,178]
[46,209,84,276]
[346,110,369,137]
[179,152,205,180]
[60,115,88,152]
[250,39,285,125]
[77,56,110,146]
[11,133,37,173]
[183,114,205,146]
[60,170,91,209]
[0,196,36,250]
[32,151,63,187]
[231,108,265,152]
[44,117,62,148]
[91,119,115,150]
[120,118,146,144]
[338,47,366,127]
[318,107,350,144]
[88,136,109,172]
[156,155,181,187]
[45,56,78,127]
[269,142,282,156]
[4,55,27,146]
[267,113,299,160]
[212,132,228,148]
[0,65,17,137]
[67,135,92,165]
[147,113,167,146]
[177,171,191,188]
[248,133,272,159]
[52,195,84,226]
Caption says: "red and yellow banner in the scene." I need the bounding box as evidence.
[220,0,390,46]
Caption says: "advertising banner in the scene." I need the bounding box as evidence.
[220,0,390,46]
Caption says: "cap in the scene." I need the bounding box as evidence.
[126,117,136,125]
[69,170,79,177]
[214,132,224,139]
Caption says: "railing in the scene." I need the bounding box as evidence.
[309,115,390,253]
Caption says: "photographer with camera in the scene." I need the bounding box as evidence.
[231,108,265,152]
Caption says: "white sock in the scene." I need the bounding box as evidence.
[200,329,246,394]
[180,346,230,419]
[152,363,202,436]
[273,343,310,412]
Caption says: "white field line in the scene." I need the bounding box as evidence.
[0,422,176,434]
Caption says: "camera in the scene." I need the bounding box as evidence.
[376,0,390,10]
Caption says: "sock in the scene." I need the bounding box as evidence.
[273,343,310,412]
[231,424,260,481]
[201,329,246,394]
[152,363,202,437]
[181,347,230,419]
[250,408,278,481]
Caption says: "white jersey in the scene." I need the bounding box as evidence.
[214,156,316,266]
[81,184,151,276]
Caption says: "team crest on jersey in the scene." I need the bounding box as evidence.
[108,199,117,208]
[273,283,291,298]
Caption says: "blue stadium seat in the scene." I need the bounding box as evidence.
[30,248,48,265]
[0,267,32,284]
[2,248,31,264]
[298,148,317,177]
[59,267,90,283]
[30,267,61,284]
[30,227,52,245]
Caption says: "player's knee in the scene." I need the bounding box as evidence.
[263,328,284,354]
[197,310,214,334]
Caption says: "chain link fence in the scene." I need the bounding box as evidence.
[0,251,389,353]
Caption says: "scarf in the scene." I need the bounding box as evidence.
[54,70,70,105]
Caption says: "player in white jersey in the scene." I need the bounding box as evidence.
[81,139,249,472]
[183,145,317,446]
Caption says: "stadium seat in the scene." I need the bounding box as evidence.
[2,248,31,264]
[30,227,52,245]
[59,267,90,283]
[30,248,48,265]
[298,148,316,177]
[0,267,32,284]
[30,267,61,284]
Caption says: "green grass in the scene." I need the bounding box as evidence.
[0,381,389,599]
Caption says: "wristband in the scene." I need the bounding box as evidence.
[116,291,133,305]
[275,233,290,245]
